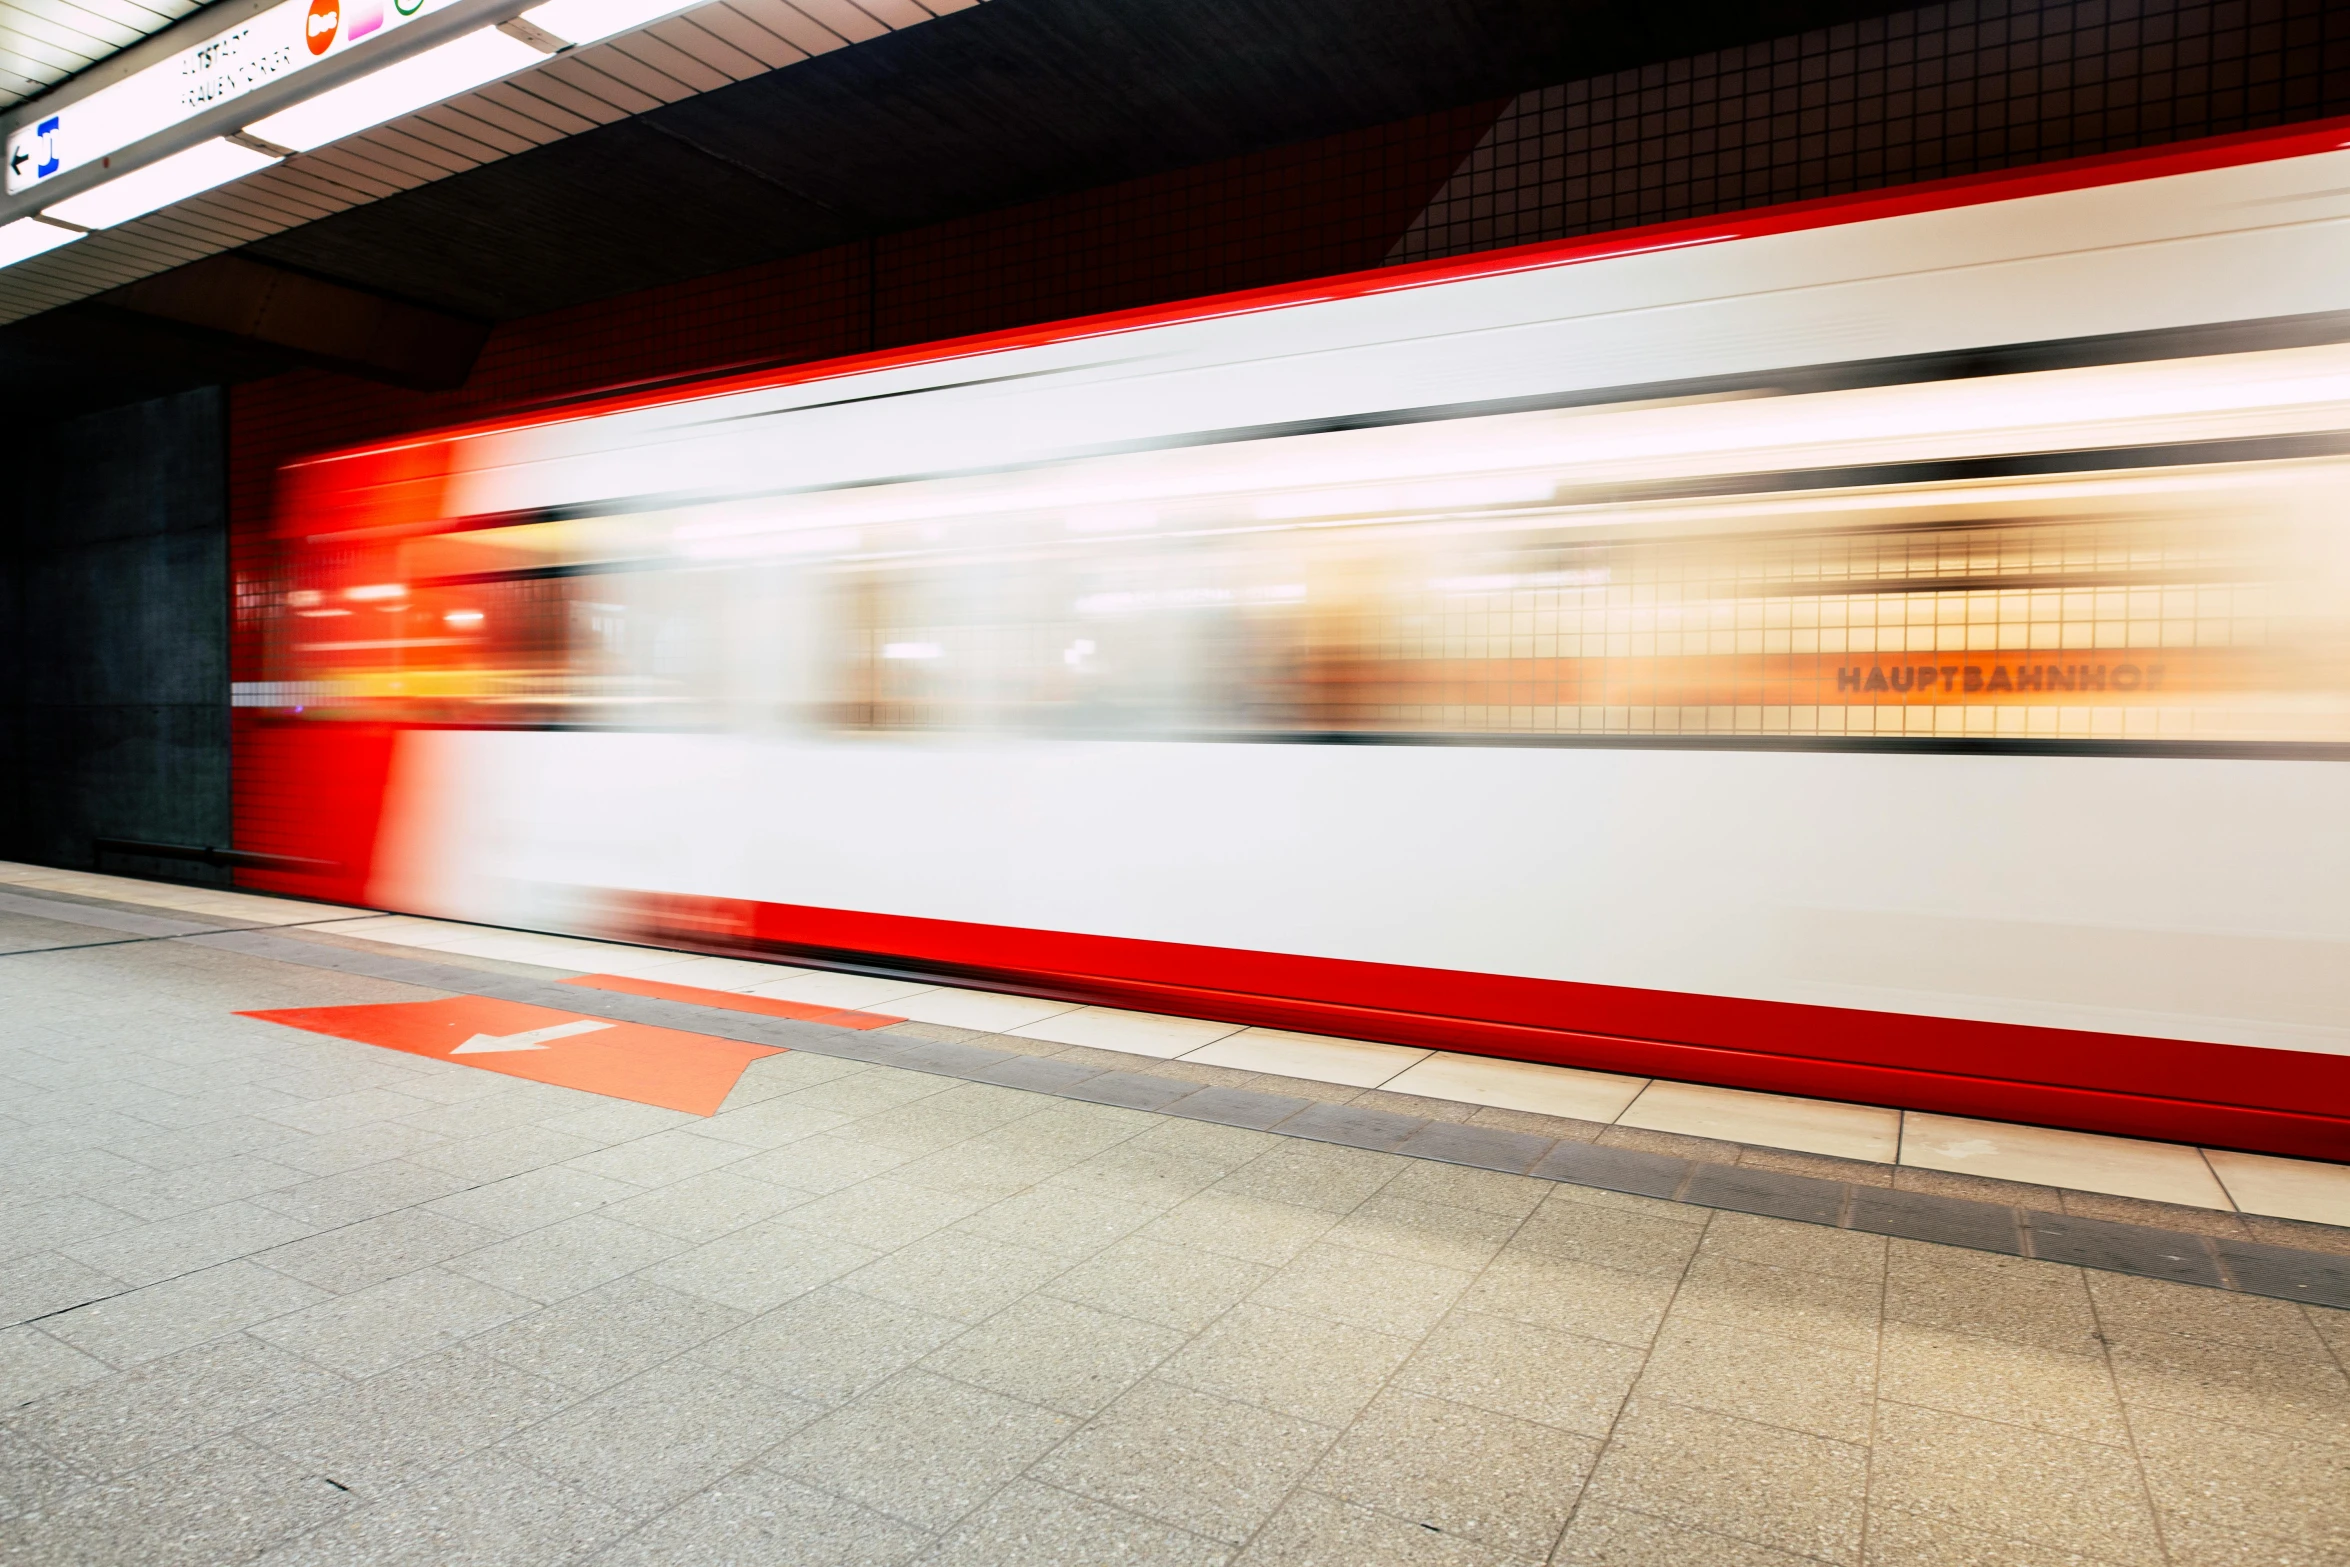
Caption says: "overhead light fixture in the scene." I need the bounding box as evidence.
[42,139,279,229]
[244,28,546,153]
[519,0,693,47]
[0,215,84,267]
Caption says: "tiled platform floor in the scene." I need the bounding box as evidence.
[10,861,2350,1232]
[310,929,2350,1236]
[2,873,2348,1564]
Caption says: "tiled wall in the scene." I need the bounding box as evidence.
[4,389,231,877]
[1393,0,2349,261]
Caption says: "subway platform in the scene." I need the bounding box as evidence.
[2,863,2347,1566]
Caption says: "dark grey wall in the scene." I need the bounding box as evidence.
[1,388,231,883]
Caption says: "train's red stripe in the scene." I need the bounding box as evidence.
[597,890,2350,1161]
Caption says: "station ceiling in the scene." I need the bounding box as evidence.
[10,0,1903,419]
[0,0,211,110]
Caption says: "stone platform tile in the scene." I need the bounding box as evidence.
[97,919,2350,1313]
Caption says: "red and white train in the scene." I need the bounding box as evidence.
[241,118,2350,1158]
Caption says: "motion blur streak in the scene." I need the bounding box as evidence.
[240,120,2350,1158]
[267,356,2350,744]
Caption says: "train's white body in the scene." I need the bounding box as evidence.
[252,124,2350,1155]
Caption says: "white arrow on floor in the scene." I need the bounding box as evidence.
[451,1019,616,1055]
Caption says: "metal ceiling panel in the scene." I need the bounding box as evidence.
[0,0,974,322]
[0,0,210,108]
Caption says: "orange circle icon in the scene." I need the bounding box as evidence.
[305,0,340,54]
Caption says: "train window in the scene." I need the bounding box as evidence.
[255,394,2349,747]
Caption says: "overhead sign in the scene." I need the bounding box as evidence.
[241,995,785,1114]
[5,0,454,195]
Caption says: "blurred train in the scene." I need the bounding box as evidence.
[240,118,2350,1158]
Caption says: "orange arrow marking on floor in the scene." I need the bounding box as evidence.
[239,996,784,1115]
